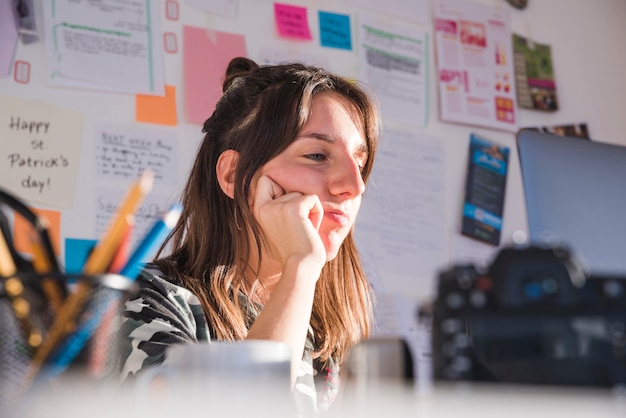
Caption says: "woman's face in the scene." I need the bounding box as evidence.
[253,92,368,261]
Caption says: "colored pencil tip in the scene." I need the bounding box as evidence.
[164,204,183,227]
[139,169,155,193]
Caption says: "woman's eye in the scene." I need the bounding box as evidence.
[305,153,327,162]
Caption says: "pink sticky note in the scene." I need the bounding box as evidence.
[274,3,312,40]
[183,26,247,125]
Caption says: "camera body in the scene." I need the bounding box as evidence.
[432,244,626,387]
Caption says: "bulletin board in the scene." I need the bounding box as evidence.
[1,0,625,309]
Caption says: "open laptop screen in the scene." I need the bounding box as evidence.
[517,129,626,278]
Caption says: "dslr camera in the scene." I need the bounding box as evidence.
[432,244,626,387]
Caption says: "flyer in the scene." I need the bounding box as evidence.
[461,134,509,246]
[513,33,558,111]
[434,0,517,132]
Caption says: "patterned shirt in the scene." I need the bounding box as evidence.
[118,266,339,416]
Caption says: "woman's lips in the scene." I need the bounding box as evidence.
[324,210,350,226]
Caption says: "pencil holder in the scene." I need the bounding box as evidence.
[0,272,136,412]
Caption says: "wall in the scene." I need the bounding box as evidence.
[1,0,625,303]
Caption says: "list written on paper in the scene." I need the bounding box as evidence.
[355,129,447,297]
[94,190,171,251]
[95,123,177,184]
[0,94,83,208]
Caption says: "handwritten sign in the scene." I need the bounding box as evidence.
[274,3,312,40]
[0,94,84,208]
[95,123,177,184]
[319,11,352,50]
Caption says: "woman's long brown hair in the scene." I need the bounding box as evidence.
[154,57,380,366]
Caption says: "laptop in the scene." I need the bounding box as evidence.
[517,129,626,278]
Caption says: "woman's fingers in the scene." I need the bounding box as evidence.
[252,176,326,265]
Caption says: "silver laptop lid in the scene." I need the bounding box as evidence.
[517,129,626,278]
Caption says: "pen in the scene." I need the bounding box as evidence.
[28,229,64,312]
[23,170,154,386]
[0,232,43,349]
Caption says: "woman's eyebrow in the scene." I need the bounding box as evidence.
[298,132,369,153]
[298,132,335,143]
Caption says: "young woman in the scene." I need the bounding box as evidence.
[118,57,380,414]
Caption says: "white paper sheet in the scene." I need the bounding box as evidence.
[357,14,429,127]
[355,128,447,298]
[43,0,164,95]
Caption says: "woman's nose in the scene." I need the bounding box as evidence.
[329,157,365,197]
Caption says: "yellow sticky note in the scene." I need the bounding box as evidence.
[136,85,178,126]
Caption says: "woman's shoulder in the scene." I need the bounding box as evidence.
[132,265,202,309]
[123,264,210,340]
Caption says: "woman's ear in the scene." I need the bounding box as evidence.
[216,149,239,199]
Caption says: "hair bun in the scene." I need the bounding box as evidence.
[223,57,259,92]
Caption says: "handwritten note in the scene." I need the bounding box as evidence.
[0,94,84,208]
[95,189,172,252]
[355,129,447,299]
[274,3,312,40]
[319,11,352,50]
[95,123,177,184]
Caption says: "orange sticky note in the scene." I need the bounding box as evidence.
[274,3,312,40]
[135,85,178,125]
[13,208,61,256]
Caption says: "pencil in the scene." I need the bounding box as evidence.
[119,203,182,280]
[106,215,134,274]
[0,231,17,277]
[40,204,180,381]
[84,169,154,275]
[23,169,154,386]
[29,230,64,312]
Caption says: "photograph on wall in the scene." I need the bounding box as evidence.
[461,134,510,246]
[525,123,590,139]
[434,0,518,132]
[512,33,558,111]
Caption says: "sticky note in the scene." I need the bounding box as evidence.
[319,11,352,50]
[135,85,178,126]
[13,207,61,256]
[183,25,247,125]
[65,238,98,275]
[274,3,312,40]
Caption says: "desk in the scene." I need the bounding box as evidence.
[10,376,626,418]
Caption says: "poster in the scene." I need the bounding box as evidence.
[434,0,517,132]
[513,33,558,111]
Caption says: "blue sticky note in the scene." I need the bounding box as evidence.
[319,11,352,50]
[65,238,97,275]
